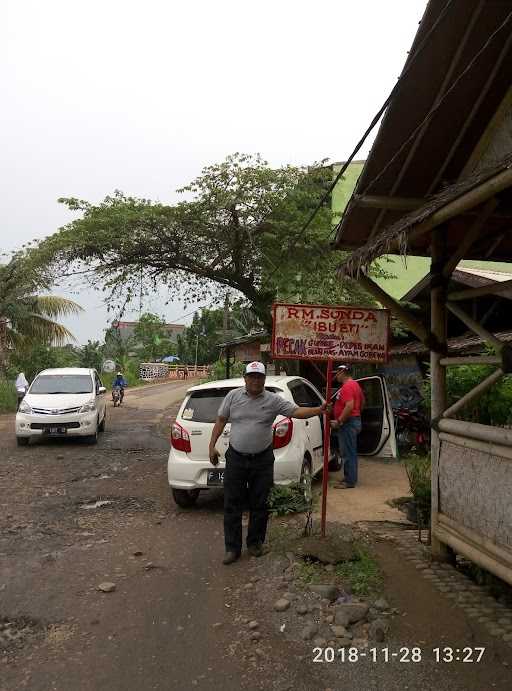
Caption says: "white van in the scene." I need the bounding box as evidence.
[15,368,107,446]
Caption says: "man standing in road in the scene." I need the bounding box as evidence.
[209,362,329,565]
[331,364,364,489]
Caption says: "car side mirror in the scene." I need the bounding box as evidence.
[98,386,107,394]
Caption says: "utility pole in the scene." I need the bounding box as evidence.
[222,294,229,341]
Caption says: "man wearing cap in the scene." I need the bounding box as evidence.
[331,365,364,489]
[209,361,329,565]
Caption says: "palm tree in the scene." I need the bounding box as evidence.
[0,259,83,354]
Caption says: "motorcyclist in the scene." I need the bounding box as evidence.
[112,372,127,403]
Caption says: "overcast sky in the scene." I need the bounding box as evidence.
[1,0,427,344]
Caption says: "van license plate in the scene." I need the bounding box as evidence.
[207,469,224,486]
[49,427,66,435]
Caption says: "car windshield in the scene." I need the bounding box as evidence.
[182,386,282,423]
[30,374,93,395]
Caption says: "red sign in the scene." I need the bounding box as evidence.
[271,302,390,363]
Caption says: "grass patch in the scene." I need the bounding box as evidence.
[0,379,17,413]
[294,559,326,585]
[335,546,382,597]
[267,483,312,516]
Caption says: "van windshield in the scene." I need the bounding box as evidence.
[182,387,282,423]
[30,375,94,395]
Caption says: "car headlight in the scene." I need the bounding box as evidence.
[18,400,32,414]
[79,400,97,413]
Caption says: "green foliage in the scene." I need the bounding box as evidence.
[206,359,246,381]
[267,483,311,516]
[177,308,225,365]
[424,363,512,426]
[78,340,104,370]
[28,154,386,330]
[335,547,383,597]
[404,454,431,517]
[8,343,81,382]
[0,258,82,358]
[0,379,17,413]
[133,313,176,362]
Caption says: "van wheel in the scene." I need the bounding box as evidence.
[98,414,105,432]
[87,425,99,444]
[299,457,312,506]
[172,489,200,508]
[16,437,29,447]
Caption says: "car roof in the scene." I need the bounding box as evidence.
[185,375,305,393]
[36,368,95,376]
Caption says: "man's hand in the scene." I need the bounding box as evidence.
[321,402,333,415]
[209,448,220,466]
[330,419,340,430]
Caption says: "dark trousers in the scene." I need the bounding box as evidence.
[223,445,274,554]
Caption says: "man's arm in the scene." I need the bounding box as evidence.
[291,403,331,419]
[209,415,228,465]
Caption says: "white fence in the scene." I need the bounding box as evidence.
[139,363,209,381]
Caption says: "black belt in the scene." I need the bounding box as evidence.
[229,444,273,459]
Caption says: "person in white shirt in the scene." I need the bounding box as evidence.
[15,372,29,410]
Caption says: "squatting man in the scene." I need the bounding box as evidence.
[209,361,331,565]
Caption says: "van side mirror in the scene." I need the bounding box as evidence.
[98,386,107,394]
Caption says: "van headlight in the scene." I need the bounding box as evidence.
[79,400,97,413]
[18,400,32,414]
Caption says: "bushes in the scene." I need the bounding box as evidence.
[0,380,17,413]
[206,359,246,382]
[424,363,512,427]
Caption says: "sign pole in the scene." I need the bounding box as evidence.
[320,358,333,538]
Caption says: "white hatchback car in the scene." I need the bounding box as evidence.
[167,375,396,507]
[15,368,107,446]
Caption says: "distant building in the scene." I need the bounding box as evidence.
[112,320,186,341]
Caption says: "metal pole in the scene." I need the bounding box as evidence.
[321,359,333,538]
[194,334,199,374]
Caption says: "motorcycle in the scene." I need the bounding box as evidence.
[393,406,430,456]
[112,386,123,407]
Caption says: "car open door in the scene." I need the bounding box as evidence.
[356,376,397,458]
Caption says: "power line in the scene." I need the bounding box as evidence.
[354,7,512,204]
[268,0,455,277]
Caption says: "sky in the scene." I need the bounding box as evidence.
[1,0,428,344]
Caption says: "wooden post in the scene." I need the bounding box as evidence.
[446,302,504,352]
[442,368,504,419]
[430,228,453,562]
[358,273,430,344]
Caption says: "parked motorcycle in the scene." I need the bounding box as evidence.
[393,406,430,455]
[112,386,123,407]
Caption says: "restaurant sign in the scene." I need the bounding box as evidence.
[271,302,390,363]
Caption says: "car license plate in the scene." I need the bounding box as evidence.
[207,469,224,486]
[48,427,67,435]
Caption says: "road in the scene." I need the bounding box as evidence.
[0,381,318,691]
[1,380,512,691]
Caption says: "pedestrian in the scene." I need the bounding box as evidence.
[15,372,29,411]
[331,364,364,489]
[209,361,330,565]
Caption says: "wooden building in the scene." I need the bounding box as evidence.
[334,0,512,582]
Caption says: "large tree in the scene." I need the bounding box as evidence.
[29,154,383,329]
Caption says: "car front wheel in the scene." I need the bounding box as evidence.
[16,437,30,447]
[172,488,200,508]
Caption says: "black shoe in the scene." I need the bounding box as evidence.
[247,544,264,558]
[222,551,240,565]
